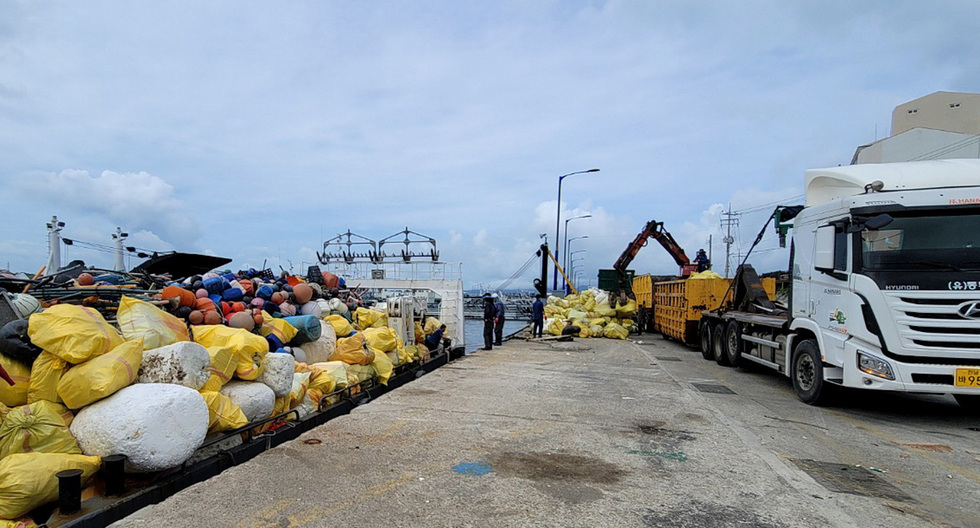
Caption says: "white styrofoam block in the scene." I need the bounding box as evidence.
[70,383,208,472]
[138,341,211,390]
[258,352,294,398]
[289,346,307,364]
[302,321,337,364]
[220,381,275,422]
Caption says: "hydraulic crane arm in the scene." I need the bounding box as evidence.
[613,220,693,275]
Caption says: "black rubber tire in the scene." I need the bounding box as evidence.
[954,394,980,413]
[724,320,742,367]
[700,322,713,360]
[792,339,827,405]
[713,323,730,366]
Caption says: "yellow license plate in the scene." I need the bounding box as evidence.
[955,368,980,388]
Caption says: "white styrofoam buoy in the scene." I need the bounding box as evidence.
[220,380,276,422]
[258,352,295,398]
[70,383,208,472]
[138,341,211,390]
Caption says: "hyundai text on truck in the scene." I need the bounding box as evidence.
[699,159,980,408]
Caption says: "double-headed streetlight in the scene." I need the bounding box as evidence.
[554,168,600,291]
[564,235,588,293]
[562,213,591,286]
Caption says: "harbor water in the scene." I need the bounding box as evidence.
[463,318,528,351]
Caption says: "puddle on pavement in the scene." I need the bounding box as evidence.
[487,451,625,485]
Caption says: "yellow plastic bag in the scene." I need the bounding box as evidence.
[307,365,337,396]
[0,403,8,425]
[27,352,67,405]
[325,314,355,338]
[116,296,190,350]
[310,361,349,391]
[0,401,79,459]
[200,391,248,433]
[590,324,604,336]
[353,307,387,330]
[615,299,638,318]
[347,364,376,383]
[594,301,616,318]
[546,319,567,336]
[0,517,38,527]
[0,356,30,408]
[287,372,311,410]
[28,304,124,363]
[578,325,593,338]
[193,325,269,381]
[362,327,398,353]
[199,342,237,392]
[0,452,101,519]
[422,317,443,335]
[331,334,375,365]
[57,339,143,409]
[406,344,427,362]
[370,348,393,385]
[414,322,425,345]
[603,323,629,340]
[257,311,298,345]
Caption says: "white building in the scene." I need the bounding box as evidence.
[852,91,980,164]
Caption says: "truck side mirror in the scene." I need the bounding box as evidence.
[814,225,836,271]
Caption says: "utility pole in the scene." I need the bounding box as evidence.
[720,205,740,278]
[707,234,712,266]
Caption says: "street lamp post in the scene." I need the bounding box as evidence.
[569,256,585,288]
[554,169,600,291]
[568,250,586,282]
[562,213,591,290]
[564,235,588,294]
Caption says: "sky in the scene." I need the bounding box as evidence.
[2,1,980,289]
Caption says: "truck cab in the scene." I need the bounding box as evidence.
[789,159,980,407]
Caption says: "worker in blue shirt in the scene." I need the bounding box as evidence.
[493,294,506,346]
[531,294,544,338]
[425,324,447,352]
[694,249,711,273]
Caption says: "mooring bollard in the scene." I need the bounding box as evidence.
[57,468,84,514]
[103,454,128,496]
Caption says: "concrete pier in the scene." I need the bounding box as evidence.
[111,335,977,528]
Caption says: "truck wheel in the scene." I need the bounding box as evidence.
[699,322,713,360]
[724,320,742,367]
[792,339,828,405]
[713,324,730,366]
[954,394,980,413]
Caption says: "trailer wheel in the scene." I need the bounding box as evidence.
[699,322,713,360]
[792,339,827,405]
[713,324,730,366]
[724,320,742,367]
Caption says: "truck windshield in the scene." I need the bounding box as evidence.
[860,212,980,272]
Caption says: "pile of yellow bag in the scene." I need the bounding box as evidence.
[543,288,636,340]
[0,291,446,522]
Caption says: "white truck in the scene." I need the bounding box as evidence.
[699,159,980,408]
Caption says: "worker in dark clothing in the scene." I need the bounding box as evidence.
[482,293,495,350]
[694,249,711,273]
[425,324,446,352]
[493,294,505,346]
[531,294,544,338]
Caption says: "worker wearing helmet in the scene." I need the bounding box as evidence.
[694,249,711,273]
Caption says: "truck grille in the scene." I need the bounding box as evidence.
[888,292,980,360]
